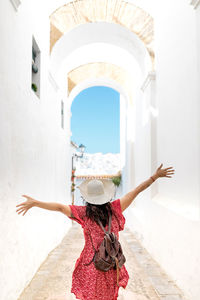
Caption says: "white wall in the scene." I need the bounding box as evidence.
[155,0,200,216]
[120,93,127,192]
[195,4,200,134]
[124,2,200,300]
[0,1,72,299]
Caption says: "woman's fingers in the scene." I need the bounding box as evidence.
[16,195,30,208]
[166,171,174,175]
[16,208,24,214]
[155,164,175,178]
[16,207,28,215]
[16,197,29,215]
[16,207,26,212]
[16,202,26,207]
[22,195,30,200]
[16,205,24,211]
[16,195,35,216]
[22,209,28,216]
[16,202,27,209]
[22,195,33,200]
[18,210,26,216]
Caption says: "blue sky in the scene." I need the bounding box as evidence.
[71,86,120,154]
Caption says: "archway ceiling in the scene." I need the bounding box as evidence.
[68,62,133,101]
[50,0,154,63]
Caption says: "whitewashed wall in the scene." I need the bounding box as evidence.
[155,0,200,216]
[0,1,72,300]
[195,4,200,108]
[125,2,200,300]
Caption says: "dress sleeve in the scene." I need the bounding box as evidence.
[111,198,125,231]
[67,205,86,227]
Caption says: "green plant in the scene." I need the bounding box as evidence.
[112,175,121,187]
[71,182,76,192]
[71,175,75,181]
[32,83,37,92]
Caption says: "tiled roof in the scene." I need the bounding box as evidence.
[76,171,121,179]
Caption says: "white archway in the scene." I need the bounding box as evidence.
[48,21,153,197]
[50,22,152,81]
[53,43,143,97]
[47,11,153,201]
[67,77,129,182]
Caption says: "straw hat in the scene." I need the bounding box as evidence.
[77,179,116,205]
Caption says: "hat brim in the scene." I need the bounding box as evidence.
[77,179,115,205]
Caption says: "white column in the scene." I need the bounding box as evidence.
[120,93,130,196]
[141,71,157,198]
[120,94,127,173]
[125,98,133,188]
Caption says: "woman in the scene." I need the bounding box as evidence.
[16,163,175,300]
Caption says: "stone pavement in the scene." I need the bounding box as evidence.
[18,224,187,300]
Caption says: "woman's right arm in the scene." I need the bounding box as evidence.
[16,195,73,217]
[120,163,175,212]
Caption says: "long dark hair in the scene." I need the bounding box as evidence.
[81,196,113,227]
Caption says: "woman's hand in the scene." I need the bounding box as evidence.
[154,163,175,179]
[16,195,36,216]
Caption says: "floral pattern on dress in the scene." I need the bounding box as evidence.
[67,199,129,300]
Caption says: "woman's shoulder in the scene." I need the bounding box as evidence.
[68,204,86,226]
[111,198,121,211]
[111,198,125,231]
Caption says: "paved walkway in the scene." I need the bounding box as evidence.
[18,224,187,300]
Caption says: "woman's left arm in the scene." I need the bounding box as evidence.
[16,195,72,217]
[120,163,175,212]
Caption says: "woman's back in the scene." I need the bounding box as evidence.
[67,198,129,300]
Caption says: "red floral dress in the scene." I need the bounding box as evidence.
[67,198,129,300]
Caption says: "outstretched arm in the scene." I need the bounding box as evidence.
[16,195,73,217]
[120,163,175,212]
